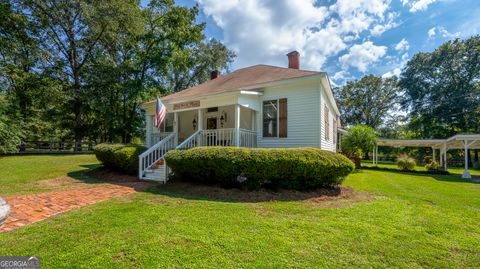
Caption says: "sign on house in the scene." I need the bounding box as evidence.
[173,100,200,110]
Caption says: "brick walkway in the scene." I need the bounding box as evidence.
[1,183,146,232]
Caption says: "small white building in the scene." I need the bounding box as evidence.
[139,51,341,182]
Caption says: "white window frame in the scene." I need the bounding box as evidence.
[262,99,280,138]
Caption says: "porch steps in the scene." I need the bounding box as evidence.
[142,165,167,183]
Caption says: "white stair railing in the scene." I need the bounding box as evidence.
[139,132,177,179]
[150,132,174,147]
[176,130,202,150]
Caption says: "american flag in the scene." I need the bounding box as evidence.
[154,96,166,128]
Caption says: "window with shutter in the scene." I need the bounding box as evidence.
[324,105,330,141]
[262,98,287,138]
[279,98,287,138]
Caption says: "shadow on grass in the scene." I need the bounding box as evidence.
[67,165,157,192]
[358,167,479,184]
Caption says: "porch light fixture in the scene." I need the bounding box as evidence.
[220,111,227,128]
[192,118,197,129]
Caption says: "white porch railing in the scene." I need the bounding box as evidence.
[139,132,177,179]
[201,128,236,147]
[150,132,174,147]
[239,129,257,148]
[176,128,256,149]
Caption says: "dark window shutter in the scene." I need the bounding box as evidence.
[279,98,288,138]
[324,105,329,141]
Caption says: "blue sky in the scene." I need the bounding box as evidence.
[152,0,480,85]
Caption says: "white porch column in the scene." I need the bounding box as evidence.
[198,109,204,146]
[463,140,471,179]
[251,110,256,131]
[432,147,436,163]
[372,147,376,165]
[235,104,240,147]
[173,112,178,146]
[197,109,204,131]
[439,148,443,166]
[375,146,378,165]
[146,114,153,147]
[443,143,448,171]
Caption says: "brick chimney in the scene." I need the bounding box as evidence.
[287,51,300,69]
[210,70,220,80]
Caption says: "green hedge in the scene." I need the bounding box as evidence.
[164,147,355,190]
[93,143,147,174]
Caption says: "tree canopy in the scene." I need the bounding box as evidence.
[400,36,480,138]
[0,0,235,150]
[334,75,402,131]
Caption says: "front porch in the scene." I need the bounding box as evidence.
[147,103,258,148]
[140,100,260,182]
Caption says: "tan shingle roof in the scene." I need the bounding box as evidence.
[159,64,322,102]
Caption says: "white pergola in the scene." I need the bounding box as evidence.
[372,134,480,179]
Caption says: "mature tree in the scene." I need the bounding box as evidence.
[1,0,235,147]
[166,38,236,92]
[16,0,140,144]
[334,75,402,130]
[400,36,480,138]
[0,0,67,141]
[0,93,21,153]
[86,0,235,143]
[340,125,377,168]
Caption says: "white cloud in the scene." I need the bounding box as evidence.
[410,0,437,12]
[428,27,436,38]
[370,12,399,36]
[427,26,461,39]
[197,0,395,71]
[394,38,409,51]
[382,68,401,78]
[402,0,438,13]
[382,52,409,78]
[339,41,387,72]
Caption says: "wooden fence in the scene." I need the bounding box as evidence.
[11,141,97,154]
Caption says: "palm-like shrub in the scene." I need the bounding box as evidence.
[340,125,377,168]
[396,154,416,170]
[425,161,440,171]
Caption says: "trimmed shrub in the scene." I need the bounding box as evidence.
[94,143,147,174]
[425,161,440,171]
[424,155,433,164]
[164,147,355,190]
[396,154,416,171]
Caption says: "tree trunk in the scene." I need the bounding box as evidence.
[73,70,83,151]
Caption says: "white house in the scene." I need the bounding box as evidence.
[139,51,341,182]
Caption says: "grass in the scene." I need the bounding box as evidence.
[0,155,480,268]
[362,160,480,176]
[0,154,100,196]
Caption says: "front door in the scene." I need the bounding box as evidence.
[207,117,217,130]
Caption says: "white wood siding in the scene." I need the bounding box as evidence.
[256,80,320,148]
[320,85,337,152]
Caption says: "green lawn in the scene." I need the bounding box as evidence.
[362,160,480,176]
[0,154,100,196]
[1,155,480,268]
